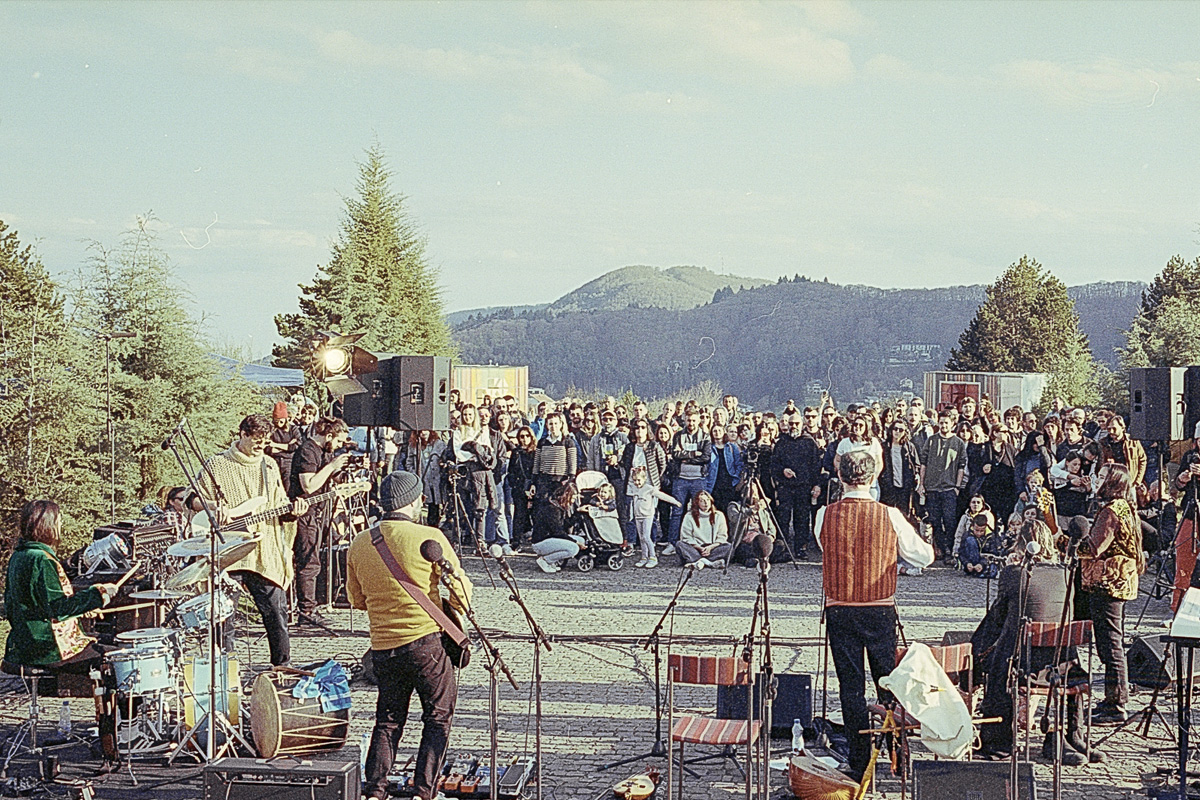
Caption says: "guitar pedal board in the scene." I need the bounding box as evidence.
[387,754,535,798]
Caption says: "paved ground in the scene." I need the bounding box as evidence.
[0,552,1187,799]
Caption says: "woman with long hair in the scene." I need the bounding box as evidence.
[980,428,1018,522]
[506,426,538,545]
[4,500,121,761]
[676,490,731,569]
[1079,463,1143,723]
[530,482,581,573]
[878,419,919,515]
[620,418,668,545]
[834,415,883,500]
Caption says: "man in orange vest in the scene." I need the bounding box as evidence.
[815,450,934,782]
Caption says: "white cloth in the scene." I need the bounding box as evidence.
[879,643,973,760]
[813,488,934,569]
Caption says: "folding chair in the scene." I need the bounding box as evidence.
[1016,620,1093,761]
[666,654,762,800]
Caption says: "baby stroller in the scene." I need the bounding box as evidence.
[571,470,626,572]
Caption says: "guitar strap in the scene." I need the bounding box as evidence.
[369,525,468,648]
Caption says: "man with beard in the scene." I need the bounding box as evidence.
[772,408,824,560]
[665,410,712,556]
[266,401,302,490]
[290,415,351,626]
[198,415,308,666]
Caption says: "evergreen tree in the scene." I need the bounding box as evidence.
[73,217,262,512]
[1122,255,1200,367]
[274,142,455,370]
[946,255,1099,406]
[0,221,107,554]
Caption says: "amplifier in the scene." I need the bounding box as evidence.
[717,672,812,737]
[913,760,1035,800]
[203,757,359,800]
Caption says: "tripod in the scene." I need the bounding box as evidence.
[724,473,799,574]
[1097,638,1177,746]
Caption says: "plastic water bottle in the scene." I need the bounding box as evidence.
[57,701,72,738]
[791,719,804,755]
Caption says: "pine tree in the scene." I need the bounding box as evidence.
[946,255,1098,406]
[73,217,263,511]
[1122,254,1200,367]
[274,142,455,370]
[0,220,107,553]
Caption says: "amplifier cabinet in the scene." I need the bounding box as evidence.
[203,757,359,800]
[913,760,1035,800]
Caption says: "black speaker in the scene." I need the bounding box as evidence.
[341,356,451,431]
[1185,366,1200,443]
[912,760,1035,799]
[203,758,358,800]
[716,672,812,737]
[1130,367,1186,441]
[1124,633,1200,690]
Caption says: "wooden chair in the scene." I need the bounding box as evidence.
[1016,620,1093,761]
[666,654,762,800]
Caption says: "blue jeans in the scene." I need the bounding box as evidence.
[531,538,580,566]
[926,489,958,556]
[669,477,707,544]
[484,506,510,544]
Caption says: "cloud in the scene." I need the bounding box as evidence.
[997,58,1200,109]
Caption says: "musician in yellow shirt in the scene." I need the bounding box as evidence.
[348,470,471,800]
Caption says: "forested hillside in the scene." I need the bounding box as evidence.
[453,274,1144,407]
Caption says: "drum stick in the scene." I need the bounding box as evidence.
[113,561,142,591]
[94,601,157,615]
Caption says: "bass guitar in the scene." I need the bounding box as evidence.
[192,481,370,534]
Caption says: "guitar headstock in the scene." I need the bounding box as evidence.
[333,481,372,498]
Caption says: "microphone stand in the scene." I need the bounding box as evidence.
[434,568,517,800]
[1008,550,1035,800]
[603,565,698,772]
[489,551,551,800]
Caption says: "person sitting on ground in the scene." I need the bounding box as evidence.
[951,494,995,564]
[727,480,780,566]
[958,513,1002,578]
[530,482,583,574]
[677,490,731,570]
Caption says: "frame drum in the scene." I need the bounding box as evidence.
[249,671,348,759]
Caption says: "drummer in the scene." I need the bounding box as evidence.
[196,414,308,667]
[3,499,122,762]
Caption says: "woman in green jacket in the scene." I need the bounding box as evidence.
[4,499,120,760]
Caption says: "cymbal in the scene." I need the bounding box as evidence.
[214,538,258,571]
[129,589,186,601]
[164,559,213,590]
[167,533,258,560]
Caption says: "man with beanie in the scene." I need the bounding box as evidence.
[815,450,933,784]
[348,471,472,800]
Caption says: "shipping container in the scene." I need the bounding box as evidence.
[923,371,1048,412]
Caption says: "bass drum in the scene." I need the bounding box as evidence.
[249,671,349,758]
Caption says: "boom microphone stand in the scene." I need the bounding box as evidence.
[433,563,517,800]
[602,565,698,772]
[487,546,551,800]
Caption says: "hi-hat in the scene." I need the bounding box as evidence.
[164,559,212,590]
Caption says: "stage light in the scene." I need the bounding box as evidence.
[322,347,351,374]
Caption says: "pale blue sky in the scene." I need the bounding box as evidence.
[3,1,1199,355]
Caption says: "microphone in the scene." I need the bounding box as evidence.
[753,535,774,575]
[1022,540,1042,564]
[487,543,513,575]
[420,539,460,578]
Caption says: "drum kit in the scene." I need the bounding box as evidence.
[92,530,348,764]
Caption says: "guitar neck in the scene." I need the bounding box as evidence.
[238,488,342,527]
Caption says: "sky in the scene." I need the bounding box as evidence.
[4,1,1199,356]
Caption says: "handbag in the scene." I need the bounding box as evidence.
[370,526,471,668]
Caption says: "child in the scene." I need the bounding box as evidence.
[628,466,682,568]
[958,513,1002,578]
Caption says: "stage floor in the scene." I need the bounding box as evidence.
[0,552,1181,799]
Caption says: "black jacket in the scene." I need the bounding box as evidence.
[772,432,824,488]
[877,441,920,492]
[972,563,1073,677]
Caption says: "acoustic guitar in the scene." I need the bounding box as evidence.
[613,773,657,800]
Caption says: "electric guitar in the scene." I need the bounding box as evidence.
[192,481,370,534]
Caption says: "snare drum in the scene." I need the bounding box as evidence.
[176,592,234,630]
[108,645,176,695]
[115,628,182,663]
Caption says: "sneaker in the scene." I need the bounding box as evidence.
[698,557,714,569]
[661,544,676,556]
[634,558,648,568]
[691,559,706,570]
[708,558,726,569]
[535,556,556,574]
[645,558,659,568]
[502,544,516,557]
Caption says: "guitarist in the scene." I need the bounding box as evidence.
[348,470,472,800]
[290,415,352,626]
[197,414,308,667]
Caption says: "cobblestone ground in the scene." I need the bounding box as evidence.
[0,554,1185,798]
